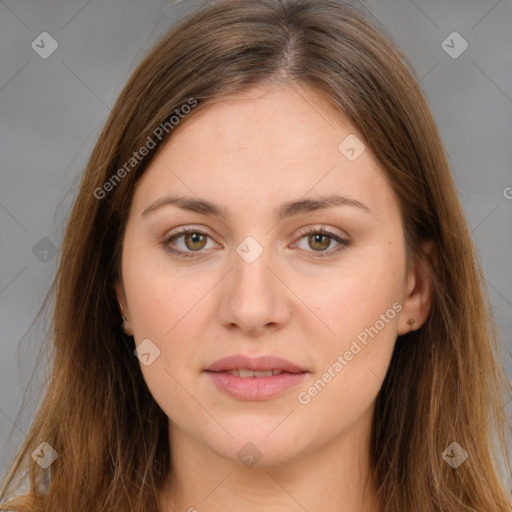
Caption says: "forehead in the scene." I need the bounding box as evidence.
[168,85,352,157]
[130,85,398,223]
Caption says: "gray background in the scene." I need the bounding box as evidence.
[1,0,511,485]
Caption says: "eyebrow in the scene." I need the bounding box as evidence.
[141,194,374,220]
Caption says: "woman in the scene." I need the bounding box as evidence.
[1,0,511,510]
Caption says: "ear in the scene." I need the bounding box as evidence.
[114,278,134,336]
[397,239,436,335]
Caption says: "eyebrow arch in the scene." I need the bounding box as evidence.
[141,194,374,220]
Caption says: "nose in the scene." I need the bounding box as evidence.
[216,238,292,337]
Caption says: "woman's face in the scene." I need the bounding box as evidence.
[115,84,422,467]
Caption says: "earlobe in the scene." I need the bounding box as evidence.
[114,279,125,308]
[114,279,134,336]
[114,279,126,316]
[397,240,436,335]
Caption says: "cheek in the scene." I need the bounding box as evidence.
[295,246,404,415]
[127,274,209,372]
[308,242,404,347]
[295,297,399,430]
[122,240,205,340]
[124,263,210,425]
[120,246,206,387]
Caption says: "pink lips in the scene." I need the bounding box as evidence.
[204,354,308,401]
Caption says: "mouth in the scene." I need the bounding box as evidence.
[204,354,308,400]
[205,353,306,373]
[220,369,285,377]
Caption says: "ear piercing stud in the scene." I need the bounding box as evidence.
[407,318,415,326]
[119,303,127,323]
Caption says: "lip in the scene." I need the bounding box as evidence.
[204,354,308,401]
[205,354,306,373]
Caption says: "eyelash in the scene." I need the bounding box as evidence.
[163,226,349,259]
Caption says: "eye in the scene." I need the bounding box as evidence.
[163,227,218,258]
[292,226,348,258]
[163,226,349,258]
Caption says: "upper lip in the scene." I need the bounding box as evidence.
[205,354,307,373]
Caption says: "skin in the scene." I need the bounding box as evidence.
[115,83,435,512]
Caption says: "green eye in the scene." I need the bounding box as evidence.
[293,227,348,258]
[163,226,348,259]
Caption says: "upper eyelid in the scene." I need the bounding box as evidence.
[164,225,348,251]
[164,225,348,241]
[164,226,218,244]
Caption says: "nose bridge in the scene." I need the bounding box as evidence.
[232,233,276,302]
[218,232,290,332]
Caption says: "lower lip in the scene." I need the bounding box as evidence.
[205,371,307,400]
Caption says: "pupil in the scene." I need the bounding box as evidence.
[311,234,329,251]
[187,232,206,250]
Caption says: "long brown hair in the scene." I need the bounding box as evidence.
[1,1,510,510]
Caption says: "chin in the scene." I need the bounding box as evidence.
[202,420,310,467]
